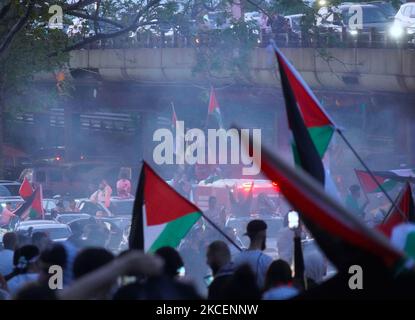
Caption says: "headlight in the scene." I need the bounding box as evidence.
[349,29,358,36]
[389,25,404,38]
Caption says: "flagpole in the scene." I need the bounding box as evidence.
[200,212,243,252]
[336,129,407,219]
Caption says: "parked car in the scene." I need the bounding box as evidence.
[317,3,393,36]
[55,213,92,225]
[285,14,306,35]
[394,2,415,36]
[0,180,21,197]
[77,197,135,217]
[14,220,72,242]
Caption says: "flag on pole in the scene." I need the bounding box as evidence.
[274,47,336,160]
[355,169,399,194]
[129,162,202,252]
[378,183,415,238]
[239,130,405,271]
[19,177,33,200]
[207,87,224,128]
[14,186,44,220]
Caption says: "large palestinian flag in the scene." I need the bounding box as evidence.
[129,162,202,252]
[19,177,33,200]
[377,183,415,238]
[274,47,335,165]
[239,131,405,272]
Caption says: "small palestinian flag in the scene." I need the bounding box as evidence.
[274,47,335,161]
[19,177,33,200]
[171,102,178,129]
[129,162,202,252]
[378,183,415,238]
[207,87,224,128]
[355,169,398,194]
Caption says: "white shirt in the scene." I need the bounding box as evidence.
[7,273,39,295]
[0,249,14,276]
[234,249,273,289]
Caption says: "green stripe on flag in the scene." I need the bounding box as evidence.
[292,125,334,167]
[307,125,334,158]
[372,179,398,194]
[404,232,415,260]
[149,212,201,252]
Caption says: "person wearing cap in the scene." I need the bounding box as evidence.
[233,219,273,289]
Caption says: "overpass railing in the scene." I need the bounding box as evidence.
[78,28,415,50]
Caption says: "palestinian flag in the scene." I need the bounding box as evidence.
[355,169,399,194]
[275,47,326,184]
[378,183,415,238]
[274,47,335,162]
[19,177,33,200]
[239,130,405,271]
[129,162,202,252]
[15,186,44,220]
[207,87,224,128]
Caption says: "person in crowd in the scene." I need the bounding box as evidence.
[256,193,277,216]
[268,11,288,36]
[37,244,67,287]
[32,232,51,252]
[228,183,253,217]
[116,172,132,198]
[224,227,244,258]
[0,232,18,277]
[277,213,295,265]
[68,199,80,212]
[0,274,10,300]
[73,248,114,280]
[90,179,112,209]
[155,246,185,279]
[82,224,110,248]
[263,259,299,300]
[51,200,66,217]
[0,202,16,228]
[204,196,226,227]
[233,220,273,289]
[345,185,369,219]
[206,241,234,300]
[59,250,164,300]
[14,282,57,300]
[303,251,327,288]
[223,264,261,300]
[6,245,40,295]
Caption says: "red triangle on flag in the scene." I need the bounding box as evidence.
[275,48,334,128]
[19,177,33,200]
[378,183,415,237]
[208,87,220,114]
[143,163,200,226]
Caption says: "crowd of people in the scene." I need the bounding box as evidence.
[0,214,328,300]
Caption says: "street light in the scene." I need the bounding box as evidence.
[318,0,328,7]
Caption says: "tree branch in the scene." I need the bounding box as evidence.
[64,0,98,11]
[69,10,124,29]
[0,0,35,55]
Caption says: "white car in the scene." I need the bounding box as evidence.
[394,2,415,36]
[14,220,72,242]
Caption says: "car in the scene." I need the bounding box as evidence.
[367,1,397,19]
[394,2,415,36]
[285,14,305,35]
[55,213,92,225]
[317,3,393,37]
[77,197,135,217]
[0,180,21,197]
[0,196,24,210]
[14,220,72,242]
